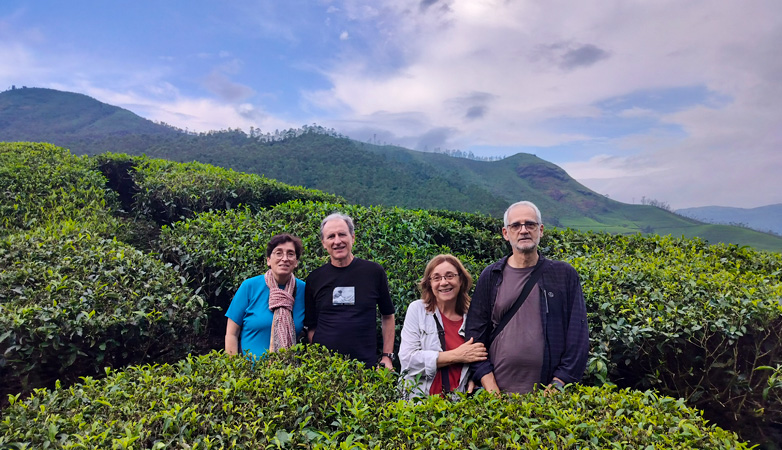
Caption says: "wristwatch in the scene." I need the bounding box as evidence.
[381,352,395,360]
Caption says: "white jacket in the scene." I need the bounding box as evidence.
[399,299,469,399]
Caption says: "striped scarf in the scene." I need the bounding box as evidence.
[265,270,296,352]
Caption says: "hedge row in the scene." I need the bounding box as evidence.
[0,225,207,401]
[544,229,782,442]
[0,346,749,449]
[0,142,119,233]
[158,201,782,444]
[95,153,346,225]
[2,143,780,446]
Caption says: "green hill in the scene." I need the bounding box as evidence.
[2,87,781,252]
[0,87,178,139]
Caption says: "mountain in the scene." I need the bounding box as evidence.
[2,86,782,252]
[0,87,178,140]
[676,204,782,235]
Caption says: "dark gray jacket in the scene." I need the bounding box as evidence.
[465,254,590,386]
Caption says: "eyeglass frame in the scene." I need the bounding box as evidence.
[270,249,298,260]
[429,272,460,283]
[506,221,540,233]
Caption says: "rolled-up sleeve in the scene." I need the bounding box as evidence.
[399,300,439,381]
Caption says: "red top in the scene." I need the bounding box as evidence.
[429,313,464,395]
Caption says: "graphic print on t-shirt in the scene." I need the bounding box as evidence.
[332,286,355,305]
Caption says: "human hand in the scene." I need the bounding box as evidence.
[543,377,565,396]
[377,356,393,371]
[481,373,501,395]
[455,337,488,363]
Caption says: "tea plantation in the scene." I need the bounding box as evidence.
[1,142,781,449]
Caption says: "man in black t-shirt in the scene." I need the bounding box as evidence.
[304,213,396,368]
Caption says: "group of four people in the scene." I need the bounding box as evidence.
[225,200,590,398]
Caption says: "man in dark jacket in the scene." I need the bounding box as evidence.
[465,201,589,394]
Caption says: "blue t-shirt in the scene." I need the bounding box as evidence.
[226,275,305,359]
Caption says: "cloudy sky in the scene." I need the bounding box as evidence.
[1,0,780,209]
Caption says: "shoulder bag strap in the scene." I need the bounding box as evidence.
[488,259,546,347]
[433,314,452,394]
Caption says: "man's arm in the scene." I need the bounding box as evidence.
[551,267,590,384]
[464,265,496,383]
[375,265,396,369]
[379,313,395,368]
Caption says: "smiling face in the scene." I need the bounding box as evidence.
[430,261,462,305]
[321,218,354,266]
[502,204,544,255]
[267,241,299,283]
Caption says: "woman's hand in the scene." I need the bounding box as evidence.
[437,337,487,368]
[453,337,487,363]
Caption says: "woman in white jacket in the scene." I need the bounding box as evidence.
[399,254,488,399]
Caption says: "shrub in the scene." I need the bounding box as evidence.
[94,154,346,225]
[544,229,782,444]
[0,225,207,401]
[428,208,505,235]
[0,142,119,233]
[0,346,749,449]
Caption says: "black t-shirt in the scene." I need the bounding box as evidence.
[304,258,395,366]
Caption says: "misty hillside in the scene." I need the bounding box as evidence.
[676,204,782,235]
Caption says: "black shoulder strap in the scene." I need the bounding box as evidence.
[488,259,545,347]
[433,314,452,394]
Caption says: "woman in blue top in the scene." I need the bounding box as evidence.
[225,233,306,359]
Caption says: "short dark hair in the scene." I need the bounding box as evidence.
[418,254,473,316]
[266,233,303,259]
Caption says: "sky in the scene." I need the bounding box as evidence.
[1,0,780,209]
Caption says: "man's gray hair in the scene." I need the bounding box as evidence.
[320,213,355,239]
[503,201,543,226]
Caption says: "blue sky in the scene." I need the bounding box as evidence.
[1,0,780,209]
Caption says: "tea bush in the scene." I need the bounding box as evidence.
[0,142,119,233]
[95,154,345,225]
[428,208,505,235]
[544,229,782,442]
[156,199,782,443]
[0,346,749,449]
[0,225,207,401]
[3,146,781,446]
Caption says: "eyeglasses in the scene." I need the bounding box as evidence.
[429,273,459,283]
[507,221,539,233]
[271,250,297,260]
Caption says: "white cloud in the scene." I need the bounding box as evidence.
[302,0,782,207]
[2,0,780,209]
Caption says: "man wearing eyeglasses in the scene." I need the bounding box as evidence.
[304,213,396,369]
[465,201,589,395]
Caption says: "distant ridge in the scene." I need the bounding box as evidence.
[2,86,781,252]
[0,87,178,140]
[676,204,782,235]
